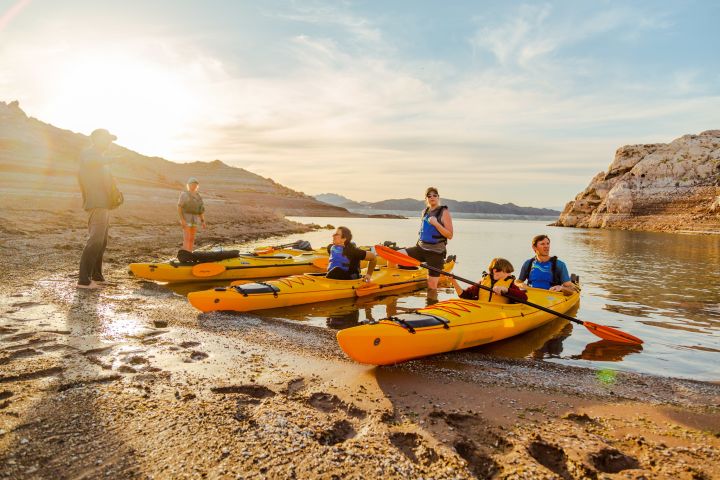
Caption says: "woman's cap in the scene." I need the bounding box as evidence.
[425,186,439,197]
[187,177,199,184]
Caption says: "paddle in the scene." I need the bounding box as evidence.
[254,240,305,255]
[374,245,643,345]
[191,256,329,278]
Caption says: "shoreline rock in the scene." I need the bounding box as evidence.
[556,130,720,234]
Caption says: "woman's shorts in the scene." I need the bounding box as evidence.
[182,213,201,228]
[405,245,446,277]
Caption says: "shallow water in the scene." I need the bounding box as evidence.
[187,217,720,382]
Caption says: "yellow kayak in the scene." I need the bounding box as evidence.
[129,245,385,283]
[336,288,580,365]
[129,251,327,283]
[187,260,454,313]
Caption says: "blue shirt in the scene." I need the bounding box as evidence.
[519,258,571,290]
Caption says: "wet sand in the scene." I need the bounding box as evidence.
[1,203,719,479]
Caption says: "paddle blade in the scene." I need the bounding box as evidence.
[354,282,379,297]
[374,245,420,267]
[583,321,643,345]
[254,247,275,255]
[312,257,329,269]
[191,263,226,277]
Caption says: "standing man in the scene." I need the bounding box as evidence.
[517,234,577,295]
[77,128,123,289]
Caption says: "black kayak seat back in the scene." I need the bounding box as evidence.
[232,282,280,296]
[389,313,450,330]
[177,249,240,264]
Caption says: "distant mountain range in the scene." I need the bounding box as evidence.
[315,193,560,217]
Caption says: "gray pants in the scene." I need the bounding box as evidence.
[79,208,110,284]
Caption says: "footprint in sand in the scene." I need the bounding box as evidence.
[179,341,201,349]
[389,432,439,466]
[526,436,574,480]
[588,447,640,474]
[188,351,209,361]
[430,411,512,452]
[283,377,305,396]
[315,419,355,446]
[0,390,13,410]
[307,392,366,419]
[454,439,501,479]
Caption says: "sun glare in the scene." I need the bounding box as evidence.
[47,52,209,158]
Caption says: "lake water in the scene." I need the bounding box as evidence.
[194,217,720,382]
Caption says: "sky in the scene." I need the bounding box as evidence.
[1,0,718,208]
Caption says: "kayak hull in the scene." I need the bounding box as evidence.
[187,262,453,313]
[336,288,580,365]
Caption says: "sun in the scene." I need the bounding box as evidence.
[45,50,211,159]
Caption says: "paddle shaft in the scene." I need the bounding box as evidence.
[419,263,584,326]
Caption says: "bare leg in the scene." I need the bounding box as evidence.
[182,226,197,251]
[427,276,439,290]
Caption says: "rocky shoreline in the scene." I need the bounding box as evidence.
[556,130,720,234]
[0,201,719,479]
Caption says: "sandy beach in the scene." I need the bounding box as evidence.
[0,196,718,480]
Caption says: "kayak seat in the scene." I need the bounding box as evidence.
[232,282,280,297]
[388,313,450,333]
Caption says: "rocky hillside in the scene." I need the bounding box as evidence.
[556,130,720,233]
[0,100,350,217]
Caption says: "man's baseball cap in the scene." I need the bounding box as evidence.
[187,177,199,184]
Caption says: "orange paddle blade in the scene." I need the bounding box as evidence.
[191,263,226,277]
[583,321,643,345]
[354,282,379,297]
[312,257,329,269]
[254,247,276,255]
[374,245,420,267]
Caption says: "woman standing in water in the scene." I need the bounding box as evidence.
[177,177,206,252]
[397,187,454,297]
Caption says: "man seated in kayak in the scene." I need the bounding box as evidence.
[451,258,528,303]
[517,234,577,295]
[326,226,377,281]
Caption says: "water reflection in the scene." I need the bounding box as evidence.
[566,229,720,328]
[573,340,643,362]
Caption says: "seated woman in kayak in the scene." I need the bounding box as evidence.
[451,258,527,303]
[326,226,377,281]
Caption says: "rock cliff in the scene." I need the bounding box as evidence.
[556,130,720,233]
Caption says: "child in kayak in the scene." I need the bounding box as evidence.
[326,226,377,281]
[451,258,527,303]
[177,177,206,251]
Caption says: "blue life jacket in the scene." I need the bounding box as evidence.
[328,245,350,272]
[522,256,561,289]
[418,206,448,244]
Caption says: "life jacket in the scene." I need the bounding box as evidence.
[525,256,562,287]
[418,205,448,244]
[183,192,205,215]
[328,244,351,272]
[478,274,515,303]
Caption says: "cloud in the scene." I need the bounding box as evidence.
[1,1,717,207]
